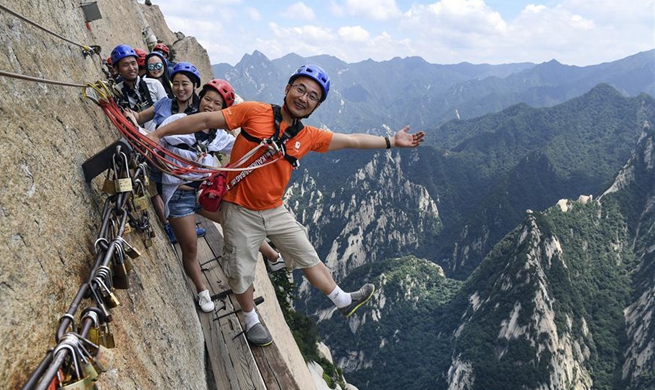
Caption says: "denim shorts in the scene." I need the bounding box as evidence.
[168,189,201,218]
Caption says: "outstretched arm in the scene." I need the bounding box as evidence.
[147,111,227,143]
[328,125,425,151]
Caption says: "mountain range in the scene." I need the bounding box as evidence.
[213,51,655,389]
[213,49,654,133]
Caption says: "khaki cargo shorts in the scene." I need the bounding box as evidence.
[219,202,321,294]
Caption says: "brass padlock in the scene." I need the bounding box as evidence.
[60,378,88,390]
[132,193,150,211]
[111,247,130,290]
[88,284,111,323]
[98,323,116,349]
[144,236,153,248]
[114,152,133,193]
[74,331,104,374]
[68,334,98,384]
[94,277,120,308]
[115,177,133,193]
[81,358,98,383]
[133,194,149,211]
[94,345,113,372]
[85,327,99,347]
[149,228,156,238]
[101,168,117,195]
[113,243,132,273]
[119,237,141,259]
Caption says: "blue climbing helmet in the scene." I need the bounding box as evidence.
[288,64,330,102]
[110,44,137,66]
[170,62,201,88]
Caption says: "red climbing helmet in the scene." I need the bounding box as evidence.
[153,43,170,57]
[134,48,148,68]
[203,79,235,108]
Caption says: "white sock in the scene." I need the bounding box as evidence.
[243,308,260,331]
[327,286,352,309]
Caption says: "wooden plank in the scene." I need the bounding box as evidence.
[193,218,266,390]
[249,319,303,390]
[194,216,305,390]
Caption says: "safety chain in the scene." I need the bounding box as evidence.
[0,4,100,56]
[21,144,155,390]
[0,69,88,88]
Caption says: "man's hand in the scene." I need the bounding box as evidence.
[393,126,425,148]
[123,108,139,126]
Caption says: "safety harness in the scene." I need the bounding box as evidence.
[166,129,218,156]
[196,104,305,211]
[119,78,154,111]
[239,104,304,168]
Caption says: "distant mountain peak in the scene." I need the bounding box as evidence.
[239,50,270,65]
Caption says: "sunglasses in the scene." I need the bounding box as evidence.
[147,62,164,71]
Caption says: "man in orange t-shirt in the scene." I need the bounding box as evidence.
[151,64,425,347]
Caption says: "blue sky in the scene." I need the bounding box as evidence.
[148,0,654,66]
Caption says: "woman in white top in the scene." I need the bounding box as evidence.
[146,80,284,312]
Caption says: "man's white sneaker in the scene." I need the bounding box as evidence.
[265,253,286,272]
[198,290,215,313]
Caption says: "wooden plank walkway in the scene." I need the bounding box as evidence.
[170,216,303,390]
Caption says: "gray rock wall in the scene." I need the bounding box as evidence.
[0,1,211,388]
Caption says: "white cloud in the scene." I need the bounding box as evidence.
[153,0,654,66]
[338,26,371,43]
[245,7,262,21]
[342,0,402,20]
[329,1,345,16]
[283,2,316,21]
[268,22,336,47]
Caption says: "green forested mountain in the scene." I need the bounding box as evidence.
[311,122,654,390]
[422,84,655,278]
[294,84,654,279]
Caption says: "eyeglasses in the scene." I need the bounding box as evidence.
[147,62,164,71]
[291,84,320,103]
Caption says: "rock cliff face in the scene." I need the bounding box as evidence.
[1,1,222,389]
[285,150,441,289]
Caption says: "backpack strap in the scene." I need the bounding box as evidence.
[137,78,154,109]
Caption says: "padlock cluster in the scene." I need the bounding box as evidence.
[22,144,156,390]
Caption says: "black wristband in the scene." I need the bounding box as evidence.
[384,136,391,149]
